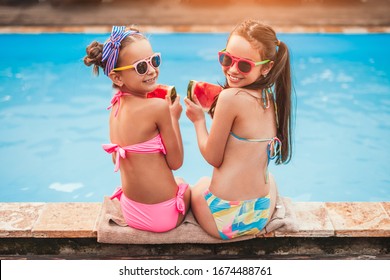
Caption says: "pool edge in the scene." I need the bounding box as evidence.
[0,201,389,259]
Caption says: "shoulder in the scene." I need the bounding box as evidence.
[221,88,261,103]
[217,87,253,106]
[147,97,170,117]
[147,97,168,108]
[213,88,241,116]
[219,87,239,97]
[217,88,239,103]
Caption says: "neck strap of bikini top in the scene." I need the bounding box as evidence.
[107,90,132,117]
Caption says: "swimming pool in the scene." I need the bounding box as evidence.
[0,32,389,202]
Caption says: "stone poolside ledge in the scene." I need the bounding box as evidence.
[0,201,389,259]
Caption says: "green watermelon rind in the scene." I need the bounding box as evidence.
[187,80,222,111]
[187,80,196,102]
[169,86,177,103]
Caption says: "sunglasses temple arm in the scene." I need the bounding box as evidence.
[113,65,135,71]
[255,60,271,66]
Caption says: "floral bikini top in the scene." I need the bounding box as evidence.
[102,90,166,172]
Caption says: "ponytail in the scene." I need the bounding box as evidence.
[273,41,293,164]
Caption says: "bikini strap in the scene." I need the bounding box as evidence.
[102,143,127,172]
[102,134,166,172]
[229,131,273,143]
[265,137,282,184]
[176,183,189,215]
[266,137,282,160]
[107,90,132,117]
[110,186,124,200]
[230,131,281,184]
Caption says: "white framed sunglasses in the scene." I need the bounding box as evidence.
[113,53,161,75]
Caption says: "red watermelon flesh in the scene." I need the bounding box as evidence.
[147,84,177,103]
[187,80,222,111]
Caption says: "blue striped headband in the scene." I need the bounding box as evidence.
[102,26,140,76]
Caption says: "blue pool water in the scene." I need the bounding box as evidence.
[0,32,389,202]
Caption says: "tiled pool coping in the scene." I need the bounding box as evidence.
[1,202,389,239]
[0,201,389,259]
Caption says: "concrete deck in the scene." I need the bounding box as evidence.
[0,201,389,259]
[2,201,390,239]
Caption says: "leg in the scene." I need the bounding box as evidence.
[267,173,278,221]
[190,177,221,239]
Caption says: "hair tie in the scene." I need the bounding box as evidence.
[276,40,281,46]
[102,26,139,76]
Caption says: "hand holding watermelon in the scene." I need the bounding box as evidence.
[184,91,205,124]
[167,94,182,121]
[187,80,222,111]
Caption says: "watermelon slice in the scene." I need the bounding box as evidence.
[147,84,177,103]
[187,80,222,111]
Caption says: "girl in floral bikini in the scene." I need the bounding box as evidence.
[185,19,294,239]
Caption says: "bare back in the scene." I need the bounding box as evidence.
[109,95,178,204]
[210,89,277,200]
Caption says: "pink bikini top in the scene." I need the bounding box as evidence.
[102,135,166,172]
[103,90,166,172]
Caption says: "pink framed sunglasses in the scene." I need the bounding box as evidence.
[218,49,270,75]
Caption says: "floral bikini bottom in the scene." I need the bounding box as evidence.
[204,189,271,239]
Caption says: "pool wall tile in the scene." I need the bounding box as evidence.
[32,203,101,238]
[275,202,334,237]
[0,203,45,238]
[325,202,390,237]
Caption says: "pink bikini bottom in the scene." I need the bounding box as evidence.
[110,183,188,232]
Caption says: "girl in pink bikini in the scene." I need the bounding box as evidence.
[84,26,190,233]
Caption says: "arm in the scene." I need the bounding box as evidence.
[155,97,184,170]
[166,94,184,163]
[185,90,236,167]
